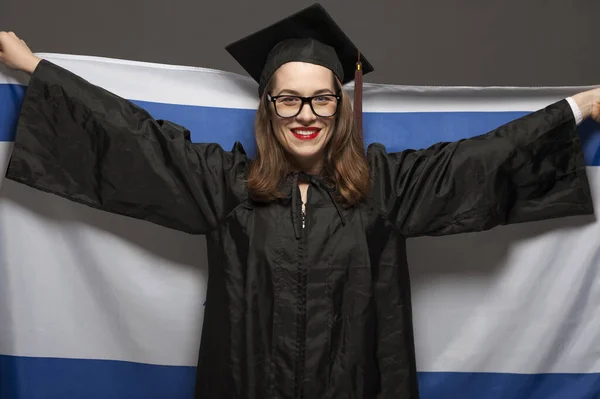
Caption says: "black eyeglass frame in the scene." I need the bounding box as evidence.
[267,93,342,118]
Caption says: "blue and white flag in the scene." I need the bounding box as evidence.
[1,53,599,398]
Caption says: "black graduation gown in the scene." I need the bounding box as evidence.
[5,60,595,399]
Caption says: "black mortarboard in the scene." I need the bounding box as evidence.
[225,3,373,136]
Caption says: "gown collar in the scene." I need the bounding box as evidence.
[283,171,346,239]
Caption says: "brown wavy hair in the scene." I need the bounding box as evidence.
[247,74,370,207]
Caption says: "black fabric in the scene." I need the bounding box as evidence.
[225,3,373,96]
[6,60,595,399]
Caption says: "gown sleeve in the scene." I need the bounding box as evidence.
[368,99,595,237]
[5,59,249,235]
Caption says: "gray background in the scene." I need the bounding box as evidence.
[3,0,598,87]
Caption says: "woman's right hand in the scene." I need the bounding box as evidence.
[0,31,41,74]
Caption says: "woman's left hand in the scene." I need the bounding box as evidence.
[592,93,600,123]
[573,88,600,123]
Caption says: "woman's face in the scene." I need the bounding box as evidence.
[269,62,338,173]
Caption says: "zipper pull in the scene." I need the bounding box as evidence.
[301,202,306,229]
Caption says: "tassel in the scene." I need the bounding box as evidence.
[354,50,363,140]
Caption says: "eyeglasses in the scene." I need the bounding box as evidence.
[267,93,341,118]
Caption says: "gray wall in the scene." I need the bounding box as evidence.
[4,0,598,86]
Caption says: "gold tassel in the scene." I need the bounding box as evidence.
[354,50,363,140]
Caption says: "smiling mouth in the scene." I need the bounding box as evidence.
[290,128,321,141]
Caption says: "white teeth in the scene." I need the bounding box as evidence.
[293,130,319,135]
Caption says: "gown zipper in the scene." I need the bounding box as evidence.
[295,197,308,399]
[301,203,306,229]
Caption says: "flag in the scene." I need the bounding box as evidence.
[1,53,599,398]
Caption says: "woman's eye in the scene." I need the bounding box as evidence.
[314,96,333,103]
[279,96,298,103]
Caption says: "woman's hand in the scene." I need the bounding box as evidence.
[0,31,41,74]
[572,88,600,123]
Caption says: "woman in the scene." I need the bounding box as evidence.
[0,4,599,399]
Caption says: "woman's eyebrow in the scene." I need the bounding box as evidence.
[276,88,335,96]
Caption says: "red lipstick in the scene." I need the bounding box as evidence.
[290,127,321,141]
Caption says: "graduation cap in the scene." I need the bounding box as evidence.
[225,3,373,137]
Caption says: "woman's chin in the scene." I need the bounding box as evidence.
[285,146,325,170]
[289,145,323,159]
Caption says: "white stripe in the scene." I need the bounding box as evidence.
[0,141,13,190]
[1,53,260,110]
[0,63,28,85]
[1,53,597,112]
[360,84,598,113]
[410,169,600,374]
[0,143,206,365]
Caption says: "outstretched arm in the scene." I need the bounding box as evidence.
[0,32,249,235]
[369,90,599,237]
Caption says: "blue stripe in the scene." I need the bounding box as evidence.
[419,371,600,399]
[0,355,196,399]
[1,355,598,399]
[1,83,599,164]
[0,84,26,143]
